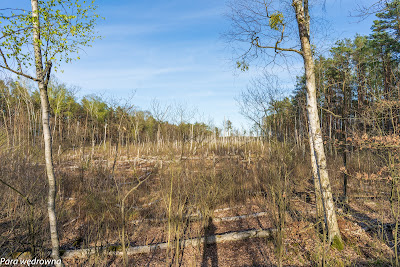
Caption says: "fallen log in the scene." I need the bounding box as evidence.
[131,211,269,225]
[62,228,275,259]
[213,212,269,223]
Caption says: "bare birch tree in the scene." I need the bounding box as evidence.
[226,0,343,245]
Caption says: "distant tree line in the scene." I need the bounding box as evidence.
[0,77,213,153]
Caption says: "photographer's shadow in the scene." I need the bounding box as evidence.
[201,217,219,267]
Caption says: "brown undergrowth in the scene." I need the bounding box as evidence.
[0,139,397,266]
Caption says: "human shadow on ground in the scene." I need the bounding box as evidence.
[201,217,219,267]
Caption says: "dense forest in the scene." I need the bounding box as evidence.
[1,0,400,266]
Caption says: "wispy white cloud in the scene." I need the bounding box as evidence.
[175,7,222,21]
[97,24,167,37]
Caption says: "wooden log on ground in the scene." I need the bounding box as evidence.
[62,228,275,259]
[130,211,269,224]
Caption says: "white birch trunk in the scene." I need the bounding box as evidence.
[293,0,342,244]
[308,122,324,221]
[31,1,63,265]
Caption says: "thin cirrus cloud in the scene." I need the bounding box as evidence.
[97,24,167,37]
[62,66,190,89]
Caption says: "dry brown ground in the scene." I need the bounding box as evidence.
[2,149,397,266]
[59,158,395,267]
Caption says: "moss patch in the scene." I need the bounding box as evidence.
[331,235,344,251]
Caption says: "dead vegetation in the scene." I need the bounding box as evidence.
[0,136,398,266]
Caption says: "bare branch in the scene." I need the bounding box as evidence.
[0,65,39,82]
[351,0,389,19]
[0,48,39,81]
[0,177,33,206]
[252,37,303,55]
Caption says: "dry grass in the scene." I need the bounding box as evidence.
[0,138,398,266]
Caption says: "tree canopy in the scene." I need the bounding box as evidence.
[0,0,101,78]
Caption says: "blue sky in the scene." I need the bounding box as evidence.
[2,0,378,130]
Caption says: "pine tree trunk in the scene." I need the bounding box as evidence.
[293,0,342,244]
[31,0,63,265]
